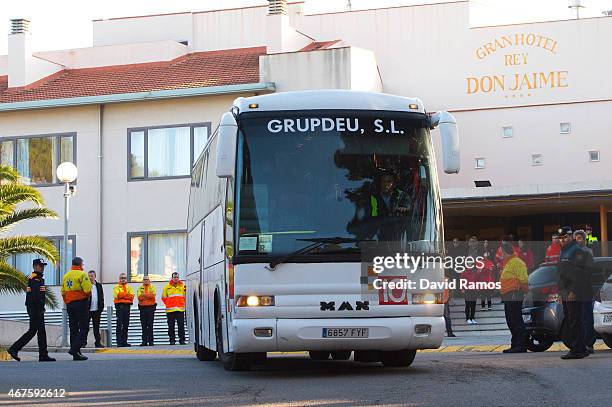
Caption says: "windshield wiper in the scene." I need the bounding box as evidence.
[266,237,370,270]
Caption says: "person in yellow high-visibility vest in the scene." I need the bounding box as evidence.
[61,257,92,361]
[162,272,186,345]
[113,273,135,347]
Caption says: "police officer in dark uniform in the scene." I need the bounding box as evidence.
[6,259,56,362]
[558,226,591,360]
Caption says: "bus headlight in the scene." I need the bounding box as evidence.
[237,295,275,307]
[412,293,443,304]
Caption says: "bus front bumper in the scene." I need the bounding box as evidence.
[231,316,444,353]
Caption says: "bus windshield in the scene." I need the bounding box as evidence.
[235,111,443,259]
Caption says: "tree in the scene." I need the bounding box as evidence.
[0,165,60,308]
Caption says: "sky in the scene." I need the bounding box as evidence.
[1,0,612,54]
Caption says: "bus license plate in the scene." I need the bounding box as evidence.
[603,314,612,324]
[322,328,369,338]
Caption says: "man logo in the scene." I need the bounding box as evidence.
[320,301,335,311]
[320,301,369,311]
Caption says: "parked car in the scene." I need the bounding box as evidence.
[521,257,612,352]
[593,264,612,348]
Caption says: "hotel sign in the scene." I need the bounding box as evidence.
[467,33,568,97]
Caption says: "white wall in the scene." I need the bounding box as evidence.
[92,13,193,47]
[434,100,612,194]
[38,41,188,69]
[260,47,352,91]
[92,3,307,52]
[350,47,383,92]
[0,106,102,277]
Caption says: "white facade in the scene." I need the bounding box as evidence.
[1,0,611,303]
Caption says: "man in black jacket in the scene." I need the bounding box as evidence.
[558,226,592,360]
[85,270,105,348]
[7,259,56,362]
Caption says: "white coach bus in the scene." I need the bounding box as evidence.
[186,90,460,370]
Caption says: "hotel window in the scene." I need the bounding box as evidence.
[475,157,485,169]
[128,123,211,180]
[128,231,187,282]
[10,236,76,286]
[589,150,600,162]
[502,126,513,138]
[531,153,543,166]
[560,122,571,134]
[0,133,76,185]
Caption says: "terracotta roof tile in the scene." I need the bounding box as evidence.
[0,46,266,104]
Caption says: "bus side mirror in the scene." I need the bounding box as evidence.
[431,111,460,174]
[216,112,238,178]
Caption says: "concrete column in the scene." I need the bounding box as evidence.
[601,204,608,256]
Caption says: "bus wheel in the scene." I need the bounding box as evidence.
[602,333,612,349]
[196,345,217,361]
[330,351,352,360]
[309,351,331,360]
[215,306,252,371]
[380,350,416,367]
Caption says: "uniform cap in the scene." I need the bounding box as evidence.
[33,258,48,266]
[557,226,573,237]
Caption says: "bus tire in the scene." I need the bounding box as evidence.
[602,333,612,349]
[215,299,252,371]
[196,345,217,361]
[193,296,216,361]
[308,351,331,360]
[380,349,417,367]
[330,351,352,360]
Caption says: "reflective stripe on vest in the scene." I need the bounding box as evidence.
[371,195,378,217]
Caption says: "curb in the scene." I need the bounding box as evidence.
[0,349,10,362]
[421,342,610,353]
[97,349,307,356]
[3,344,609,359]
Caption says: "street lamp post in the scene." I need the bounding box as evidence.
[57,162,78,347]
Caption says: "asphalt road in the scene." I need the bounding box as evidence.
[0,349,610,406]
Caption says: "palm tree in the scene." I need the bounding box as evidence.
[0,165,60,308]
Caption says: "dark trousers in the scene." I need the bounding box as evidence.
[444,302,453,334]
[85,310,102,346]
[582,300,596,347]
[139,305,156,344]
[167,311,185,343]
[564,300,587,354]
[10,307,48,357]
[504,300,527,349]
[115,303,131,346]
[480,291,492,309]
[464,301,476,320]
[67,299,89,354]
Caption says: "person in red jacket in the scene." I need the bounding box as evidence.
[545,233,561,263]
[478,251,496,311]
[461,265,479,325]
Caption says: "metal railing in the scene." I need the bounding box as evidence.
[0,306,189,347]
